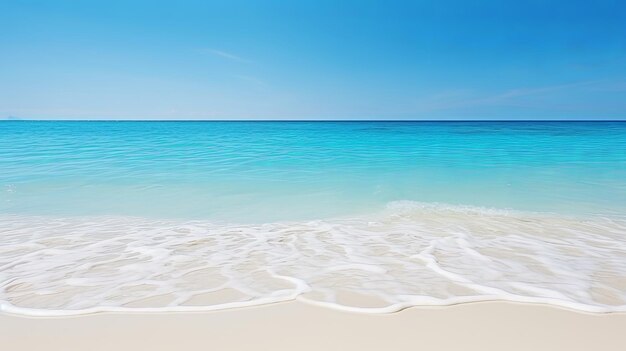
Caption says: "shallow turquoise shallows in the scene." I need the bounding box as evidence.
[1,121,625,222]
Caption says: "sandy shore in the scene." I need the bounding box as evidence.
[2,301,626,351]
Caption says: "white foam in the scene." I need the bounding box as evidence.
[1,201,626,316]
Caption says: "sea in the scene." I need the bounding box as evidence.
[1,120,625,315]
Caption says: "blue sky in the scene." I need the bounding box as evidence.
[1,0,625,120]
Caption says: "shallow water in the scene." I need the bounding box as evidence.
[1,121,625,315]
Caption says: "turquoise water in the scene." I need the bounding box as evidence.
[1,121,625,221]
[2,121,626,315]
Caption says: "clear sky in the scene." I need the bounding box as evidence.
[1,0,625,120]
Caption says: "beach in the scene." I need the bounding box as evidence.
[2,121,625,349]
[3,0,625,348]
[3,301,626,351]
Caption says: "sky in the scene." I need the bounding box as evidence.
[1,0,625,120]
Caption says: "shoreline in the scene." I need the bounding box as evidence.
[3,301,626,350]
[3,207,625,315]
[4,294,626,318]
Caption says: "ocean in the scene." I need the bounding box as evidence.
[1,121,625,315]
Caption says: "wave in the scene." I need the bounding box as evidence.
[1,201,626,316]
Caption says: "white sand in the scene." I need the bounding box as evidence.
[2,301,626,350]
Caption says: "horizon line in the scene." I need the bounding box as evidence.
[2,119,625,122]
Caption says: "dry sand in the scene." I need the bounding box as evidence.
[2,301,626,350]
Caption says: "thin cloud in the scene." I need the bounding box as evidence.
[205,49,250,63]
[410,80,626,113]
[493,80,603,100]
[449,80,620,108]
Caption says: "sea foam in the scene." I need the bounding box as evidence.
[1,201,625,316]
